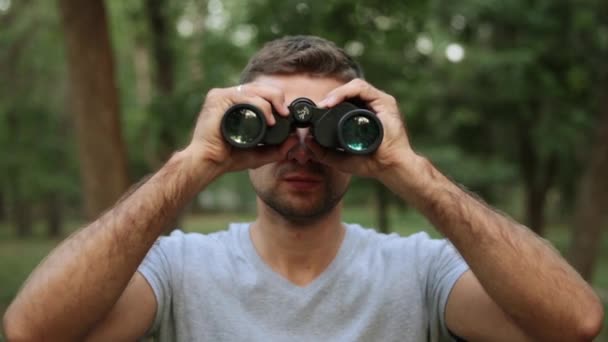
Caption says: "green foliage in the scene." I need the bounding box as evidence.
[1,0,607,227]
[0,1,80,224]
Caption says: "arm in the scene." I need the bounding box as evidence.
[2,146,216,341]
[381,153,603,341]
[2,83,296,341]
[310,78,604,341]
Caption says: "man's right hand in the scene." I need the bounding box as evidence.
[188,82,299,175]
[3,83,301,341]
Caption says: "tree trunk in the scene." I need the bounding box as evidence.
[57,0,130,219]
[376,182,390,234]
[133,39,152,107]
[8,179,33,238]
[5,108,33,237]
[567,100,608,281]
[145,0,175,96]
[0,188,6,222]
[14,199,33,238]
[144,0,178,167]
[519,128,557,236]
[7,171,33,239]
[45,192,63,239]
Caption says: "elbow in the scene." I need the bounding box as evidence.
[576,296,604,341]
[3,308,29,342]
[3,305,40,342]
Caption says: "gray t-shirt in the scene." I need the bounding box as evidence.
[138,223,469,341]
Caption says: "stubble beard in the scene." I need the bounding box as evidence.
[254,169,348,225]
[257,184,347,225]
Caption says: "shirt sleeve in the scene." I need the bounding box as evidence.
[417,234,470,341]
[137,230,184,336]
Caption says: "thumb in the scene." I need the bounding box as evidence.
[233,135,300,170]
[305,137,360,171]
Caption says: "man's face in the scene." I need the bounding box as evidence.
[248,74,352,223]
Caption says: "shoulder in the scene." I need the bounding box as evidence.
[151,223,247,260]
[346,223,447,256]
[345,224,462,276]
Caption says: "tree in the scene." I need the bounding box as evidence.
[417,0,608,237]
[0,0,77,238]
[57,0,130,218]
[144,0,179,167]
[568,100,608,280]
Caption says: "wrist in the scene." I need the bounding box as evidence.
[379,151,434,200]
[171,144,223,190]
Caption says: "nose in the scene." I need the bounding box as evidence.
[287,128,315,165]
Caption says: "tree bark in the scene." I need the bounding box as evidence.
[133,41,152,107]
[57,0,130,219]
[8,179,33,239]
[45,192,63,239]
[144,0,178,168]
[14,200,33,238]
[145,0,175,96]
[0,188,6,222]
[5,108,33,237]
[567,99,608,281]
[376,182,390,234]
[519,128,557,236]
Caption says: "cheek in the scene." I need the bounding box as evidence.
[248,165,275,188]
[330,171,351,191]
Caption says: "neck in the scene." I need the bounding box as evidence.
[250,199,346,287]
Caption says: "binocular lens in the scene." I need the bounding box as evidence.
[341,114,381,152]
[222,107,264,146]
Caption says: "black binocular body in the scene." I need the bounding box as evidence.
[221,97,383,155]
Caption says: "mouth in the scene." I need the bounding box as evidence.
[282,173,323,190]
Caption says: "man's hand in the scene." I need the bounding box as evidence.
[307,78,603,340]
[2,82,303,341]
[190,82,299,175]
[306,78,417,178]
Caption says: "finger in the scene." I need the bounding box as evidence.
[233,135,299,169]
[236,95,276,126]
[244,82,289,116]
[305,136,360,171]
[319,78,384,108]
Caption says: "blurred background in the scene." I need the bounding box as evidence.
[1,0,607,339]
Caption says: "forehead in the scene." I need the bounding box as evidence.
[253,74,346,105]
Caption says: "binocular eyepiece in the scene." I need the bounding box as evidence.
[221,97,383,154]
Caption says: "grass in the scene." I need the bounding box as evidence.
[0,207,606,340]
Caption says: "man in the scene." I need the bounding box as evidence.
[3,36,603,341]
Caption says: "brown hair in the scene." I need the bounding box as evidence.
[239,35,363,83]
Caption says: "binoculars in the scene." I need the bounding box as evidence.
[221,97,383,154]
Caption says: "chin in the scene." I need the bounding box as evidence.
[264,194,340,224]
[254,183,347,223]
[276,208,334,226]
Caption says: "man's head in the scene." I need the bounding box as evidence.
[243,36,362,224]
[240,35,363,83]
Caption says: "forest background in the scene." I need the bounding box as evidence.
[0,0,607,339]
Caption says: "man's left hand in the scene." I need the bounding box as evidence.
[307,78,418,179]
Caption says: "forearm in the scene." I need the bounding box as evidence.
[382,152,603,341]
[3,146,218,340]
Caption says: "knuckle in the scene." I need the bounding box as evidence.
[263,85,284,101]
[351,78,367,88]
[252,98,273,115]
[206,88,222,99]
[271,89,285,101]
[244,82,256,91]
